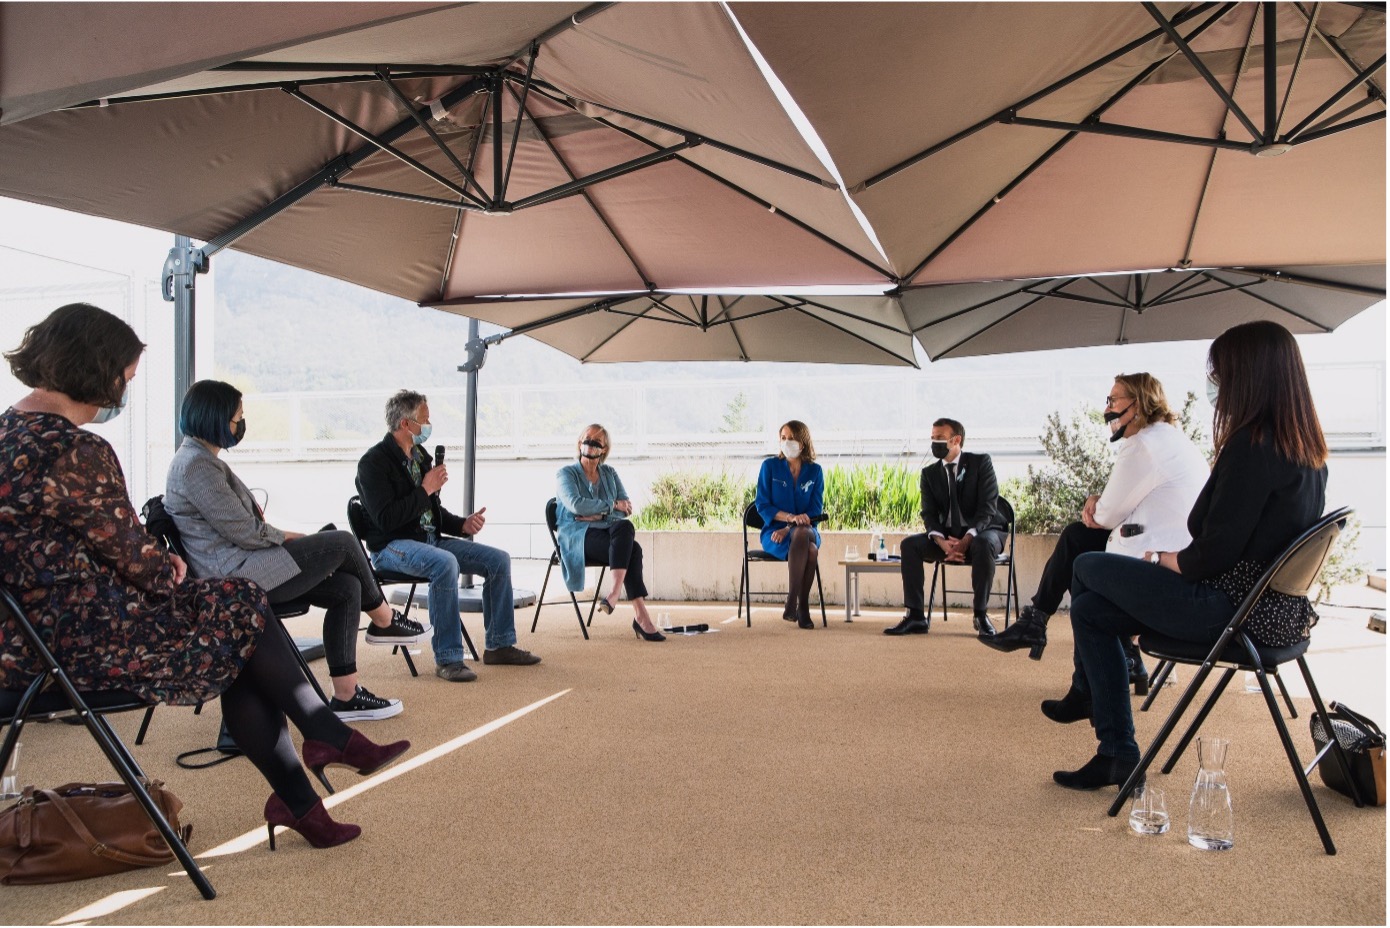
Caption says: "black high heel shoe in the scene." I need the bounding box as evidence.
[597,595,616,615]
[632,619,666,642]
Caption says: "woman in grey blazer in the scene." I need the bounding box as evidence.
[165,380,423,721]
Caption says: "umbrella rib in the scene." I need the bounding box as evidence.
[1067,274,1128,304]
[905,5,1230,282]
[779,296,914,337]
[789,308,917,367]
[438,207,465,300]
[1141,3,1262,142]
[502,3,614,71]
[1203,272,1334,332]
[501,48,540,200]
[930,292,1061,360]
[1292,2,1386,102]
[1275,2,1323,138]
[374,68,489,205]
[905,281,1048,333]
[1148,271,1230,304]
[522,83,895,282]
[1235,267,1386,298]
[856,2,1225,190]
[509,85,653,288]
[579,302,654,362]
[1282,53,1388,142]
[645,295,700,326]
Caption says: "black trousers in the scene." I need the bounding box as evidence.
[900,529,1004,614]
[1032,522,1111,617]
[265,531,386,678]
[584,520,648,600]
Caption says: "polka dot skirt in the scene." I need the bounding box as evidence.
[1202,559,1318,648]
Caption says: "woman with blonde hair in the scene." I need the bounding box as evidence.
[556,424,662,640]
[754,420,825,629]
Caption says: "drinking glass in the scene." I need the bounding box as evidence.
[0,743,20,802]
[845,545,860,561]
[1128,784,1170,835]
[658,611,672,630]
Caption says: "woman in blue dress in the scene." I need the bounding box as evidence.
[556,424,663,642]
[754,420,825,629]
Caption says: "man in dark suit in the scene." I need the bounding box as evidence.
[886,417,1006,638]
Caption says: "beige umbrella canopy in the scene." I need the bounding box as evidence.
[734,2,1386,285]
[0,2,891,301]
[901,264,1387,360]
[431,292,919,366]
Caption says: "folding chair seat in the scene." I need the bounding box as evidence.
[0,586,215,899]
[531,498,607,640]
[926,495,1018,629]
[1107,507,1364,855]
[346,494,479,676]
[737,502,827,627]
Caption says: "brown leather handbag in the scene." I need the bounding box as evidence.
[0,781,191,884]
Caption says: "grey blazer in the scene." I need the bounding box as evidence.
[163,437,300,591]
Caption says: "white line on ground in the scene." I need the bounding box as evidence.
[50,887,165,925]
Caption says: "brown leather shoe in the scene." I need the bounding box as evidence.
[482,646,542,666]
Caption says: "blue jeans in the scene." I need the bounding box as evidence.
[371,536,516,665]
[1069,553,1234,761]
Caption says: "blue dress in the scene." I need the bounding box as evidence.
[754,457,824,559]
[555,461,630,592]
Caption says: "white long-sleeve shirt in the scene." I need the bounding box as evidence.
[1094,421,1209,558]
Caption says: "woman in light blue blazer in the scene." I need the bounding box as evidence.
[556,424,662,642]
[755,420,824,629]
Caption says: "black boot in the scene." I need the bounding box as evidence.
[1124,640,1150,696]
[980,605,1048,659]
[1041,686,1092,724]
[1052,752,1143,791]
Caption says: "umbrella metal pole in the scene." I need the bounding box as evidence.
[461,317,481,590]
[161,235,205,443]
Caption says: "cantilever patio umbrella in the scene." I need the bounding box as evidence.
[900,263,1387,360]
[734,2,1385,284]
[429,292,919,366]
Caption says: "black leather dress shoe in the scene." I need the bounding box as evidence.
[1053,752,1143,791]
[884,616,930,636]
[973,613,997,637]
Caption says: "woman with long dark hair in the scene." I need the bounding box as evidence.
[0,304,409,848]
[1046,321,1328,790]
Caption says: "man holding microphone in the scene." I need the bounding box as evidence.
[356,389,540,682]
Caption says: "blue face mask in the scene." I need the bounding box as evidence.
[1206,375,1219,408]
[91,385,129,425]
[411,421,432,446]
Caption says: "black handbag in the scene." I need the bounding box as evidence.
[1309,702,1386,806]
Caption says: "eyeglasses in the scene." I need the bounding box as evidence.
[1105,395,1131,407]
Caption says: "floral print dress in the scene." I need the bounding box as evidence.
[0,409,271,705]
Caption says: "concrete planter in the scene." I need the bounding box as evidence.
[624,530,1060,608]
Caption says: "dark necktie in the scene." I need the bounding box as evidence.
[946,462,964,534]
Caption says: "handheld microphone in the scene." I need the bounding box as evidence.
[666,623,710,634]
[434,445,446,467]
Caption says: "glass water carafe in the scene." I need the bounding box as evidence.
[1187,736,1234,851]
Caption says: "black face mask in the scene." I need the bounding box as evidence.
[579,439,605,460]
[1102,404,1132,443]
[930,440,950,460]
[228,418,247,447]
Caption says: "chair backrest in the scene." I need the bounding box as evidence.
[545,498,560,535]
[996,496,1015,532]
[142,495,191,561]
[345,495,373,550]
[1233,507,1352,621]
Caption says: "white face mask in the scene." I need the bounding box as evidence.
[780,439,801,460]
[1206,374,1219,408]
[91,385,129,425]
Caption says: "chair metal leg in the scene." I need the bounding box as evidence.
[1298,658,1366,808]
[1274,670,1298,719]
[460,620,479,661]
[926,561,941,624]
[1161,667,1235,773]
[586,566,607,629]
[0,674,47,772]
[532,558,555,633]
[134,705,156,745]
[815,563,827,627]
[1140,660,1173,712]
[394,645,419,677]
[568,590,590,640]
[1109,657,1224,817]
[736,559,746,620]
[1247,652,1336,854]
[743,557,752,628]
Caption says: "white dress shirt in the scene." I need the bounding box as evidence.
[1093,421,1210,558]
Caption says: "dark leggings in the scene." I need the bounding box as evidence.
[1031,521,1111,620]
[784,525,819,612]
[219,619,351,818]
[265,531,386,678]
[584,521,647,599]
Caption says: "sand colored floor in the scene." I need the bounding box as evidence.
[3,595,1384,925]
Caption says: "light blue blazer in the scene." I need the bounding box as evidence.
[555,461,629,592]
[755,456,824,559]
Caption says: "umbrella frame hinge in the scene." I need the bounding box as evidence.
[160,245,209,303]
[457,338,491,374]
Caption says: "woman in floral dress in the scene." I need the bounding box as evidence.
[0,303,408,849]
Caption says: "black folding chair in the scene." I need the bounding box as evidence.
[532,498,607,640]
[737,503,828,627]
[0,586,216,900]
[1140,656,1299,719]
[346,494,478,676]
[1107,507,1363,855]
[926,496,1018,629]
[138,496,325,750]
